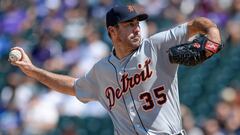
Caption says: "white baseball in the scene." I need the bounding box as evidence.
[9,49,22,62]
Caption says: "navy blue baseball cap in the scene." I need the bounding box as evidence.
[106,5,148,28]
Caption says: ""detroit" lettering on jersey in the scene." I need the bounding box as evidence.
[105,59,153,110]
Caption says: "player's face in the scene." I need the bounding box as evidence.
[117,19,141,47]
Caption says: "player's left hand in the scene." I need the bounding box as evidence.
[168,34,223,66]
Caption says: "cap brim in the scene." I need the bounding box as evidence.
[120,13,148,23]
[137,13,148,21]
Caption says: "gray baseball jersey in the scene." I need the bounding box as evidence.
[74,23,188,135]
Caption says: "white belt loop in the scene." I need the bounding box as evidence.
[172,129,187,135]
[181,129,187,135]
[180,129,187,135]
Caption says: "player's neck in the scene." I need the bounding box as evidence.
[113,43,138,60]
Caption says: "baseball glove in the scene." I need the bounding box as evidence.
[168,34,223,66]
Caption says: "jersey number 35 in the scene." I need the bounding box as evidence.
[139,86,167,111]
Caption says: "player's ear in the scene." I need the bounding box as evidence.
[108,26,117,38]
[108,26,115,33]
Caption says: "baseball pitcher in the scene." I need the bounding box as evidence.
[10,5,222,135]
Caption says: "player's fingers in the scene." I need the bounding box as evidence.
[9,55,24,64]
[15,60,27,65]
[9,59,19,66]
[11,47,26,53]
[11,46,24,54]
[10,62,18,66]
[8,59,14,64]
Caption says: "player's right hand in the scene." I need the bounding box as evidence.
[9,47,36,77]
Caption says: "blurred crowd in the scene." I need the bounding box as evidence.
[181,87,240,135]
[0,0,240,135]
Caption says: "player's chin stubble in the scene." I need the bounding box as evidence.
[129,35,141,47]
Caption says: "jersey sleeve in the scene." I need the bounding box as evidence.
[147,23,188,74]
[149,23,188,52]
[74,65,99,103]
